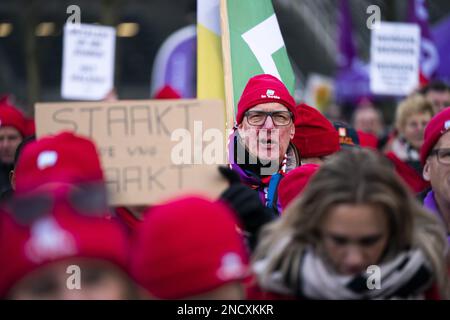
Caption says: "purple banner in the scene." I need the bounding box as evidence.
[431,14,450,83]
[407,0,439,79]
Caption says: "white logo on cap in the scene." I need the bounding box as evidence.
[37,151,58,170]
[25,217,77,263]
[216,252,246,281]
[445,120,450,131]
[260,89,280,100]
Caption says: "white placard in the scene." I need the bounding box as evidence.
[61,23,116,100]
[370,22,420,96]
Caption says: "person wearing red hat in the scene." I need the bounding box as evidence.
[0,188,136,299]
[229,74,299,214]
[0,100,29,195]
[292,103,340,165]
[130,196,249,299]
[385,94,433,193]
[277,164,319,210]
[421,107,450,247]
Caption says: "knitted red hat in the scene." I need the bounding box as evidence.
[130,196,249,299]
[236,74,296,125]
[153,85,181,99]
[420,107,450,165]
[15,131,104,193]
[0,200,129,298]
[278,164,319,209]
[0,101,28,137]
[357,131,378,150]
[292,103,340,158]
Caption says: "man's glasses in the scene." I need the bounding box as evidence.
[245,111,293,126]
[6,183,111,226]
[430,148,450,165]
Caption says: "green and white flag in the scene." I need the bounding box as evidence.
[221,0,295,126]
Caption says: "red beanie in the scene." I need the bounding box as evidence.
[130,196,249,299]
[420,107,450,165]
[236,74,296,125]
[292,103,340,158]
[0,201,129,298]
[15,131,104,193]
[153,85,181,99]
[0,101,28,137]
[278,164,319,209]
[357,130,378,150]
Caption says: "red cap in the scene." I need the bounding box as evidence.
[357,131,378,150]
[153,85,181,99]
[15,131,104,193]
[0,201,129,298]
[292,103,340,158]
[0,101,28,137]
[236,74,296,125]
[130,196,249,299]
[420,108,450,165]
[278,164,319,209]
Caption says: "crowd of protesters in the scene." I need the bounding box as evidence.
[0,74,450,300]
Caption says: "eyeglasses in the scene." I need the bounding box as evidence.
[6,183,110,226]
[430,148,450,165]
[245,111,293,126]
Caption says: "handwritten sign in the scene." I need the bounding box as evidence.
[35,100,228,206]
[370,22,420,96]
[61,23,116,100]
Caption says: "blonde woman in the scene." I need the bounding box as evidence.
[386,94,434,193]
[252,149,448,299]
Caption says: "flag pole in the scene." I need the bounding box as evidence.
[220,0,235,132]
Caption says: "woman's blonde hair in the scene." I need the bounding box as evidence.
[252,148,449,298]
[395,94,434,132]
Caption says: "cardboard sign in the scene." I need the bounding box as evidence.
[35,100,228,206]
[370,22,420,96]
[61,23,116,101]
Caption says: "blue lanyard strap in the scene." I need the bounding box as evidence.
[266,173,282,210]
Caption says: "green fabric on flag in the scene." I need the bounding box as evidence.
[225,0,295,113]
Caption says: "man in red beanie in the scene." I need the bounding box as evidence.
[420,107,450,247]
[292,103,340,165]
[130,196,249,299]
[0,101,29,194]
[229,74,299,214]
[0,195,136,299]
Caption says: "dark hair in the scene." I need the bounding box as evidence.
[13,135,35,168]
[420,81,450,95]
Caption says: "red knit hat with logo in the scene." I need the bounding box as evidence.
[0,101,28,137]
[236,74,296,125]
[420,107,450,165]
[292,103,340,158]
[0,200,129,298]
[278,164,319,209]
[15,131,104,193]
[130,196,249,299]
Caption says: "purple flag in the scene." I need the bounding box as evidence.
[337,0,356,69]
[432,15,450,83]
[150,25,197,98]
[407,0,439,79]
[334,0,372,103]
